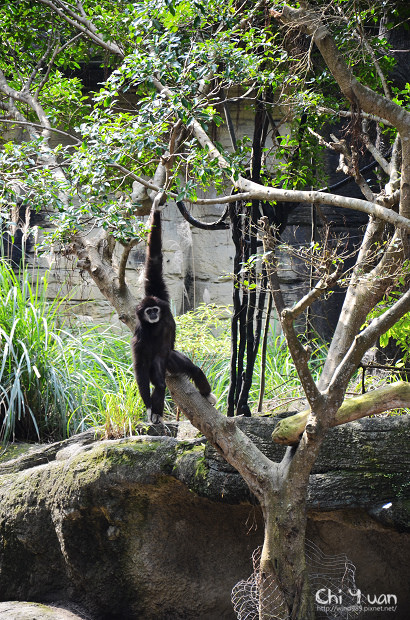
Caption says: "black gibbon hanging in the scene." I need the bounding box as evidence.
[131,209,217,424]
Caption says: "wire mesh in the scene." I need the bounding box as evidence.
[232,546,289,620]
[232,540,363,620]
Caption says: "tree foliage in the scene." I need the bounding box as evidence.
[1,0,409,242]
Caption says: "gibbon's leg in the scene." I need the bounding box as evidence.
[135,363,152,414]
[167,350,217,405]
[149,357,167,424]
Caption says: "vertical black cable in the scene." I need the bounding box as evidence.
[227,202,242,416]
[236,98,267,416]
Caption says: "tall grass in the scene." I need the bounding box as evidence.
[0,260,143,443]
[0,260,70,441]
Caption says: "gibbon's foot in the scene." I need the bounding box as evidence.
[206,392,217,406]
[147,408,164,425]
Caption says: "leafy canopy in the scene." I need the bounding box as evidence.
[0,0,408,245]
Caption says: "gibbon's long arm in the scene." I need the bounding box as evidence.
[144,210,169,303]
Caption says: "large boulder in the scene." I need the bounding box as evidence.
[0,416,409,619]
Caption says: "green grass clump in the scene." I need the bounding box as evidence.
[0,259,71,441]
[0,260,144,443]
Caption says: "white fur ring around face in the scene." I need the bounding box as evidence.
[206,392,217,406]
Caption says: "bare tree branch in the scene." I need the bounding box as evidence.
[166,373,281,499]
[272,381,410,445]
[37,32,84,96]
[118,239,139,290]
[281,265,342,322]
[387,134,402,193]
[0,119,81,144]
[0,68,52,140]
[362,121,390,175]
[36,0,124,56]
[23,28,56,93]
[71,234,138,331]
[329,287,410,394]
[260,217,324,410]
[317,106,393,126]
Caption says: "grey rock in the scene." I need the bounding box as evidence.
[0,416,409,619]
[0,602,88,619]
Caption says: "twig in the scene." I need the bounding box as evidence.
[118,239,139,290]
[0,119,81,144]
[37,33,84,96]
[282,265,342,322]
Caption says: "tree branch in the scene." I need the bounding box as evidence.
[274,4,410,219]
[36,0,124,57]
[71,234,138,331]
[237,176,410,230]
[272,381,410,445]
[281,265,342,322]
[166,373,281,499]
[23,29,56,93]
[274,6,409,132]
[260,217,324,409]
[329,287,410,394]
[318,218,402,390]
[362,121,390,175]
[317,106,393,126]
[118,239,139,290]
[344,7,392,100]
[153,58,409,228]
[37,33,84,96]
[0,119,81,144]
[0,69,52,140]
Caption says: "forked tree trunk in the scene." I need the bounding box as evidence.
[167,373,331,619]
[257,429,327,619]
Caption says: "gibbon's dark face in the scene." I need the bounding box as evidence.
[144,305,161,323]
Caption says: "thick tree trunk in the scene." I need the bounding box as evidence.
[259,491,315,620]
[166,374,330,619]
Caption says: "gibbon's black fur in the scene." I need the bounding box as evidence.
[132,209,216,424]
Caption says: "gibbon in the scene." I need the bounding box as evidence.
[131,209,216,423]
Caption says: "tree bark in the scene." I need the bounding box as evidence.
[166,373,331,618]
[273,381,410,445]
[71,234,138,332]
